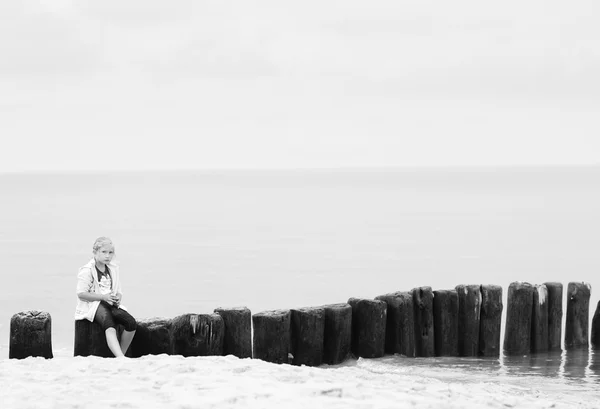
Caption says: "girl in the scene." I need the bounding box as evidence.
[75,237,137,357]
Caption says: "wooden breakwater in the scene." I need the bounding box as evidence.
[8,281,599,363]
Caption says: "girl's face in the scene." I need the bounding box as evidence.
[94,244,115,265]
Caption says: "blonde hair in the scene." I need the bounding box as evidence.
[92,237,114,253]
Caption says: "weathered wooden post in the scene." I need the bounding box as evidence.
[214,307,252,359]
[432,289,458,356]
[129,317,172,358]
[543,282,563,351]
[413,287,435,357]
[455,284,481,357]
[348,298,386,358]
[322,303,352,365]
[565,282,591,349]
[592,300,600,350]
[290,307,325,366]
[10,311,53,359]
[504,282,534,356]
[375,291,415,357]
[252,309,291,364]
[531,284,549,353]
[170,313,224,357]
[479,284,502,357]
[74,320,126,357]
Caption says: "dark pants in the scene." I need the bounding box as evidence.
[94,301,137,332]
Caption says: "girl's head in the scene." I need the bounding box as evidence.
[92,237,115,265]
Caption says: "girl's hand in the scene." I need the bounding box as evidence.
[114,293,122,308]
[103,293,117,305]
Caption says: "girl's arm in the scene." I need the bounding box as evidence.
[76,267,94,294]
[76,267,117,304]
[77,292,113,303]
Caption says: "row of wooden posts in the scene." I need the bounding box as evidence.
[9,281,600,364]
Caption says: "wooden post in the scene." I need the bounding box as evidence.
[129,317,172,358]
[375,291,415,357]
[74,320,126,357]
[504,282,534,356]
[9,311,53,359]
[322,303,352,365]
[214,307,252,359]
[592,300,600,350]
[170,313,224,357]
[252,309,291,364]
[543,282,563,351]
[455,284,481,357]
[290,307,325,366]
[347,298,386,358]
[413,287,435,357]
[432,289,458,356]
[565,282,591,350]
[479,285,503,357]
[531,284,549,353]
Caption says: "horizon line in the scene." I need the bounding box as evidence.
[1,163,599,176]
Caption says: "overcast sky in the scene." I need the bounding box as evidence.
[1,0,599,172]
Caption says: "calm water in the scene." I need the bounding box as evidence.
[1,167,599,379]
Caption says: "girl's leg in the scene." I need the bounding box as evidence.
[105,327,125,358]
[112,307,138,355]
[94,302,125,358]
[119,330,136,354]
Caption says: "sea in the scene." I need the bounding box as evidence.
[1,166,599,408]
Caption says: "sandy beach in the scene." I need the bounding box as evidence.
[2,353,599,409]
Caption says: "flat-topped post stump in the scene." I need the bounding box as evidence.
[592,300,600,350]
[214,307,252,359]
[504,282,534,356]
[322,303,352,365]
[413,287,435,357]
[565,282,591,349]
[170,313,224,357]
[130,317,172,358]
[375,291,415,357]
[544,282,563,351]
[432,289,458,356]
[291,307,325,366]
[479,285,503,357]
[348,298,386,358]
[74,319,126,357]
[455,284,482,357]
[252,309,291,364]
[10,311,53,359]
[531,284,549,353]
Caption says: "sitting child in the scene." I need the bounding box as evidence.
[75,237,136,357]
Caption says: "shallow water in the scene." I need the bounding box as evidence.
[38,346,600,382]
[413,349,600,382]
